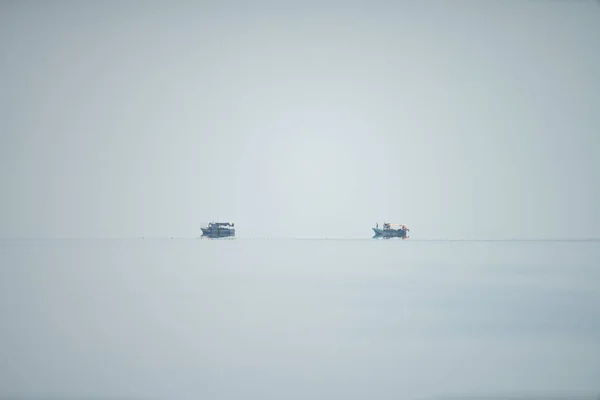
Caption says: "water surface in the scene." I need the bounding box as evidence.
[0,239,599,400]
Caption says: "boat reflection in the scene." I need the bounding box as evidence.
[200,234,235,240]
[372,235,409,240]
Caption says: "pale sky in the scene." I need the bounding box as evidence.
[1,0,599,239]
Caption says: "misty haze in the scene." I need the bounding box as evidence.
[0,1,599,399]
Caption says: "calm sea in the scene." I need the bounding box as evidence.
[0,239,599,400]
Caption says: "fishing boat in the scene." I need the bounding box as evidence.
[201,222,235,238]
[372,222,409,239]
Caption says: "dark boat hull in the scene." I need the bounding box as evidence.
[201,227,235,238]
[372,228,407,238]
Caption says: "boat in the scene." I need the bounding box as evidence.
[372,222,409,239]
[201,221,235,238]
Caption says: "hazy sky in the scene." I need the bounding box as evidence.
[1,0,599,239]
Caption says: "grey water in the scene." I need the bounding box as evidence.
[0,239,599,400]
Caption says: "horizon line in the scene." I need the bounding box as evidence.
[1,237,599,242]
